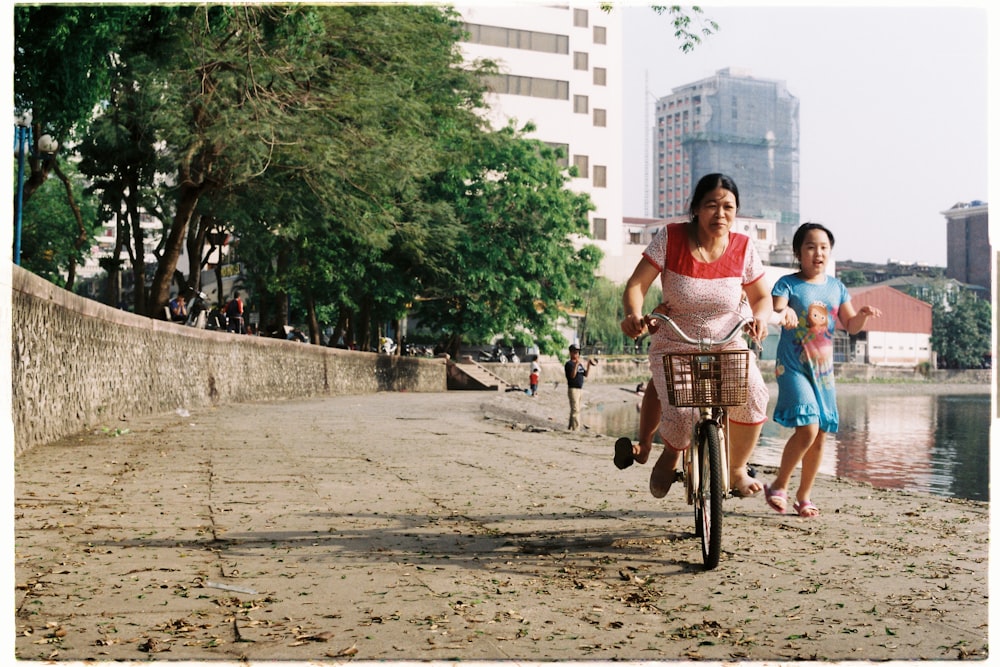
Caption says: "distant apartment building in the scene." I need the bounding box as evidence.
[454,5,625,279]
[652,68,800,244]
[622,214,777,268]
[942,200,990,300]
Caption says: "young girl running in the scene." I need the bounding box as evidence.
[764,223,882,517]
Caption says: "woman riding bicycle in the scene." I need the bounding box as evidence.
[619,173,772,499]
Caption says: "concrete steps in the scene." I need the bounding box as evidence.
[447,357,511,391]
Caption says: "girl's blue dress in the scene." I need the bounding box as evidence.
[772,274,850,433]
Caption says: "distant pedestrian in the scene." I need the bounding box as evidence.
[565,344,596,430]
[529,363,540,397]
[225,291,245,334]
[764,223,882,518]
[168,294,187,322]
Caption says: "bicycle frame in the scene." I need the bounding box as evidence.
[647,310,753,569]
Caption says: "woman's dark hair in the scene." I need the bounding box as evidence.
[689,173,740,220]
[792,222,835,256]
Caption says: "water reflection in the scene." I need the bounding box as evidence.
[590,390,990,502]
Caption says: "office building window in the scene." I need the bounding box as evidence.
[593,165,607,187]
[593,108,606,127]
[573,51,588,71]
[573,95,588,114]
[593,217,607,240]
[593,67,606,86]
[462,23,569,54]
[593,25,606,44]
[574,8,588,27]
[544,142,570,168]
[573,154,589,178]
[629,230,642,244]
[485,73,569,100]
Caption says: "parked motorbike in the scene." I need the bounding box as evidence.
[206,306,228,331]
[403,342,433,357]
[183,292,210,329]
[479,344,519,364]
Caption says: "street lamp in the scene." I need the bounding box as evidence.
[13,110,57,266]
[13,110,32,266]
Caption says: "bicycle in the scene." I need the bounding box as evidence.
[646,310,754,570]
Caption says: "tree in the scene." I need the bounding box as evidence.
[15,157,98,287]
[415,122,602,358]
[214,4,492,344]
[931,291,991,369]
[839,269,867,287]
[578,277,663,354]
[14,7,168,290]
[76,53,171,314]
[14,5,143,204]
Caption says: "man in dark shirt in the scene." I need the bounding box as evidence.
[564,344,596,430]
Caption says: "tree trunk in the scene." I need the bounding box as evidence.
[306,292,320,344]
[445,331,462,360]
[358,297,373,353]
[51,158,88,292]
[148,183,201,317]
[186,213,217,294]
[214,264,225,309]
[331,309,350,348]
[104,209,127,308]
[267,289,290,335]
[393,318,403,355]
[124,180,148,316]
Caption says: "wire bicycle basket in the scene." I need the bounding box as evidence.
[664,350,750,407]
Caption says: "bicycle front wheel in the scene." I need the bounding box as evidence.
[695,421,724,570]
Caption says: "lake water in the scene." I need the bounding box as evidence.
[590,390,990,502]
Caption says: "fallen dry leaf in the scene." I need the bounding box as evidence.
[328,643,359,657]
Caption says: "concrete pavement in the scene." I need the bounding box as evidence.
[13,388,989,663]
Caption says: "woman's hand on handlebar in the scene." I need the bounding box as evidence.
[621,303,668,339]
[620,312,645,339]
[744,316,768,343]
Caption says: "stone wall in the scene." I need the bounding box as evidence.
[10,266,446,456]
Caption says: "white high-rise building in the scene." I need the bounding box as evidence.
[455,5,627,281]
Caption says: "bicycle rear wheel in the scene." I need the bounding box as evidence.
[695,421,724,569]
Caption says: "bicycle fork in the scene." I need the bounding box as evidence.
[682,408,732,504]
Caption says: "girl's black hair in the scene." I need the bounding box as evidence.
[792,222,835,256]
[689,173,740,220]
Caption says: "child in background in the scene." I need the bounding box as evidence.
[529,363,540,397]
[764,223,882,517]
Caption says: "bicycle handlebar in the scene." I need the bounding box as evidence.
[644,311,752,348]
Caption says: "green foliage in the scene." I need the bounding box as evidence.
[15,158,99,284]
[14,5,148,138]
[600,4,718,53]
[213,4,493,339]
[839,269,868,287]
[414,122,601,356]
[579,277,662,354]
[931,291,991,369]
[17,4,605,351]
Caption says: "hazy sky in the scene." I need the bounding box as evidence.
[622,3,990,266]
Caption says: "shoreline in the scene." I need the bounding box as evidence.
[481,379,992,438]
[481,380,991,505]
